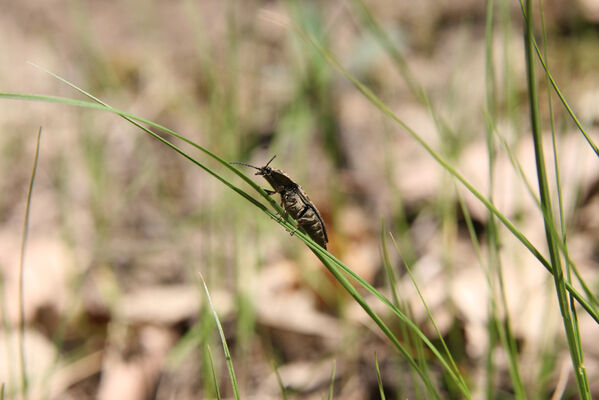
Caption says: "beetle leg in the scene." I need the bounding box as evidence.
[264,188,276,195]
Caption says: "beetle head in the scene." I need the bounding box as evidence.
[254,155,276,176]
[230,155,277,176]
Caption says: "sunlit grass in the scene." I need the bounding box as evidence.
[1,0,597,398]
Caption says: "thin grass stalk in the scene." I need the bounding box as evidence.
[457,180,528,399]
[1,83,597,320]
[2,89,597,375]
[346,0,455,185]
[0,90,472,395]
[531,44,598,156]
[412,316,434,399]
[388,234,468,391]
[197,309,219,397]
[4,86,597,397]
[522,1,590,397]
[488,118,599,317]
[310,250,445,399]
[380,229,422,397]
[283,21,599,322]
[483,2,525,397]
[0,87,473,394]
[374,353,386,400]
[486,75,599,312]
[380,221,400,308]
[199,273,241,400]
[327,360,336,400]
[350,0,423,102]
[309,237,471,396]
[455,188,498,399]
[205,345,222,400]
[538,0,586,392]
[484,61,527,400]
[271,360,289,400]
[407,304,427,400]
[512,1,596,157]
[6,15,599,318]
[513,0,599,156]
[492,126,599,309]
[17,127,42,400]
[513,6,599,309]
[484,316,498,399]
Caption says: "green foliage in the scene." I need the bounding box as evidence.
[1,1,598,398]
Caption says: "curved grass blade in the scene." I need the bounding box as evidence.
[388,233,469,394]
[327,360,336,400]
[0,89,465,395]
[280,22,599,324]
[374,353,386,400]
[199,273,240,400]
[11,68,599,319]
[0,91,595,394]
[523,1,590,397]
[205,345,222,400]
[310,250,448,399]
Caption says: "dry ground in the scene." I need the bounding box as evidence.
[1,1,599,399]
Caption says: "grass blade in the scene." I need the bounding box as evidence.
[374,353,386,400]
[522,1,590,397]
[17,127,42,400]
[281,20,599,324]
[327,360,336,400]
[388,234,468,394]
[199,273,240,400]
[272,360,289,400]
[205,345,222,400]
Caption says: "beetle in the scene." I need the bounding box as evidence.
[231,155,328,249]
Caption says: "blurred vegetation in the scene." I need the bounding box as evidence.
[1,0,599,399]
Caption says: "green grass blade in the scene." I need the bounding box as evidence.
[349,0,423,102]
[515,3,599,157]
[205,345,222,400]
[271,360,289,400]
[532,44,598,156]
[327,360,336,400]
[389,234,469,393]
[1,89,596,382]
[199,273,240,400]
[282,22,599,324]
[0,91,456,395]
[3,85,597,397]
[483,4,526,394]
[539,1,586,393]
[380,220,400,308]
[374,353,386,400]
[456,182,528,398]
[17,127,42,400]
[309,251,446,399]
[522,1,590,397]
[380,227,426,396]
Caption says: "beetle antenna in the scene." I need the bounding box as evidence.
[265,155,277,167]
[230,161,261,170]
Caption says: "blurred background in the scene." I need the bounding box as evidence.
[1,0,599,399]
